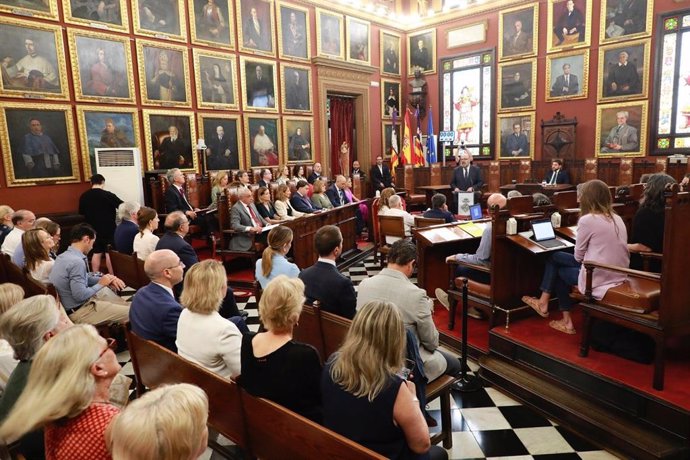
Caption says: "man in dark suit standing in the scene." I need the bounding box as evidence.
[326,175,351,208]
[129,249,184,352]
[370,155,393,192]
[299,225,356,319]
[290,180,317,213]
[351,160,365,180]
[164,168,208,235]
[229,187,266,251]
[307,162,322,184]
[550,63,579,97]
[451,149,483,207]
[543,159,571,185]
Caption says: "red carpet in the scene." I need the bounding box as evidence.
[433,303,490,352]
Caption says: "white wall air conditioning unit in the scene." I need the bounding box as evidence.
[94,148,145,205]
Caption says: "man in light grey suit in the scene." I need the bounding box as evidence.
[601,110,639,153]
[356,240,463,385]
[229,187,267,251]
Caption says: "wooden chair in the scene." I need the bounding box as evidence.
[0,254,48,297]
[108,247,147,290]
[552,190,580,226]
[377,215,406,268]
[403,165,427,210]
[215,191,261,267]
[240,390,385,460]
[578,186,690,391]
[413,216,445,229]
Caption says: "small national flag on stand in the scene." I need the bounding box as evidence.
[413,107,425,166]
[401,109,413,165]
[427,106,437,164]
[390,109,400,178]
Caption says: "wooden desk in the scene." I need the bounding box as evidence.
[414,221,484,296]
[555,226,577,242]
[506,233,575,254]
[415,185,453,208]
[500,183,574,197]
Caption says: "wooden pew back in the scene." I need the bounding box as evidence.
[414,217,446,228]
[108,248,147,290]
[292,303,326,363]
[320,310,351,360]
[0,254,48,297]
[660,189,690,328]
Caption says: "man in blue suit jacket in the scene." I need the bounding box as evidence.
[325,175,351,208]
[155,211,199,271]
[113,202,140,255]
[422,194,455,223]
[129,249,184,351]
[290,180,317,213]
[299,225,356,319]
[543,159,571,185]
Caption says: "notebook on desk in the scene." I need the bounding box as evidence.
[530,219,566,249]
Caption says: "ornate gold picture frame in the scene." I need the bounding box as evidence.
[381,78,400,119]
[132,0,187,42]
[0,0,58,20]
[316,8,344,60]
[496,112,535,160]
[136,39,192,108]
[498,3,539,62]
[240,55,278,113]
[547,0,593,53]
[380,30,401,77]
[62,0,129,32]
[545,49,589,102]
[597,38,650,103]
[189,0,235,49]
[237,0,276,57]
[197,113,244,171]
[599,0,653,44]
[497,58,537,112]
[408,28,436,76]
[280,62,312,114]
[346,16,371,66]
[143,109,198,172]
[277,1,310,62]
[283,116,313,164]
[244,114,282,168]
[193,49,239,111]
[595,101,648,158]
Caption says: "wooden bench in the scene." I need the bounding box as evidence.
[0,254,49,297]
[108,247,148,290]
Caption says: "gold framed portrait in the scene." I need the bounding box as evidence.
[193,49,239,111]
[68,29,135,104]
[189,0,235,49]
[240,55,278,113]
[597,38,650,103]
[496,112,535,160]
[381,121,401,160]
[380,30,401,77]
[498,3,539,61]
[497,58,537,112]
[0,0,58,20]
[547,0,593,53]
[346,16,370,66]
[381,78,400,119]
[1,102,80,187]
[280,62,312,114]
[595,100,648,158]
[237,0,276,57]
[283,116,313,164]
[143,109,198,172]
[76,106,141,178]
[408,28,436,76]
[0,17,69,101]
[599,0,653,44]
[62,0,129,32]
[136,39,192,108]
[197,112,244,171]
[244,114,282,168]
[277,1,311,62]
[132,0,187,42]
[545,49,589,102]
[316,8,344,60]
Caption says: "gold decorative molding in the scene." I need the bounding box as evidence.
[312,57,377,79]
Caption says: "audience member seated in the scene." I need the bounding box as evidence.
[0,324,120,459]
[292,164,306,182]
[257,168,273,188]
[164,168,207,234]
[1,210,36,258]
[129,249,184,352]
[79,174,124,274]
[255,187,283,224]
[436,193,507,320]
[532,192,552,206]
[379,194,415,244]
[451,149,483,207]
[299,226,356,319]
[22,228,55,285]
[236,170,252,189]
[0,206,14,248]
[211,171,230,208]
[423,193,455,223]
[325,175,350,208]
[378,187,397,214]
[239,276,322,422]
[156,211,198,271]
[291,180,318,213]
[506,190,523,199]
[308,162,322,184]
[230,187,267,251]
[113,201,140,255]
[357,240,463,385]
[255,226,299,289]
[274,184,303,220]
[681,173,689,191]
[0,284,23,393]
[311,179,334,210]
[627,173,676,271]
[276,164,291,185]
[133,206,160,261]
[176,260,243,380]
[370,155,393,192]
[322,300,447,460]
[107,383,209,460]
[11,217,60,269]
[522,180,629,335]
[50,224,130,326]
[543,158,570,185]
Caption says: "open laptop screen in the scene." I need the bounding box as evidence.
[469,204,482,220]
[531,219,556,241]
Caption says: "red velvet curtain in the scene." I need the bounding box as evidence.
[329,97,354,176]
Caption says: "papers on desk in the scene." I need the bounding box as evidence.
[421,227,462,242]
[458,222,487,238]
[262,223,279,233]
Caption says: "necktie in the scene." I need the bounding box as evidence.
[464,168,468,179]
[550,170,558,185]
[248,205,262,227]
[339,189,344,206]
[565,75,569,86]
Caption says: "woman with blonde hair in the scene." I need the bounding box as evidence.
[274,183,303,220]
[239,276,321,421]
[311,179,334,210]
[22,228,55,285]
[107,383,209,460]
[0,205,14,247]
[322,300,445,459]
[211,171,230,207]
[255,227,299,289]
[0,320,103,459]
[254,186,282,225]
[378,187,397,213]
[132,206,160,261]
[276,164,291,185]
[0,283,24,394]
[522,179,629,334]
[176,260,242,379]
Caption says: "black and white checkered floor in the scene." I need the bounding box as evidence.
[117,254,620,459]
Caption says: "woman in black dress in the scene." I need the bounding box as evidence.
[254,186,282,224]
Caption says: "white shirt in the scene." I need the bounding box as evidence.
[133,230,160,261]
[379,207,415,244]
[29,259,54,285]
[0,339,18,393]
[317,257,336,266]
[152,281,174,298]
[1,228,24,257]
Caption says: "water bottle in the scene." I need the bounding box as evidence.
[506,217,517,235]
[551,211,562,228]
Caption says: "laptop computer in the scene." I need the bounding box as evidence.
[530,219,566,249]
[469,204,483,220]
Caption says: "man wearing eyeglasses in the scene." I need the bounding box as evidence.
[129,249,184,352]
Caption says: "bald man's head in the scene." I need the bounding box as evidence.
[144,249,184,287]
[487,193,507,210]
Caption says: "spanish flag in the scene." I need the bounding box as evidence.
[390,109,400,177]
[401,109,413,165]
